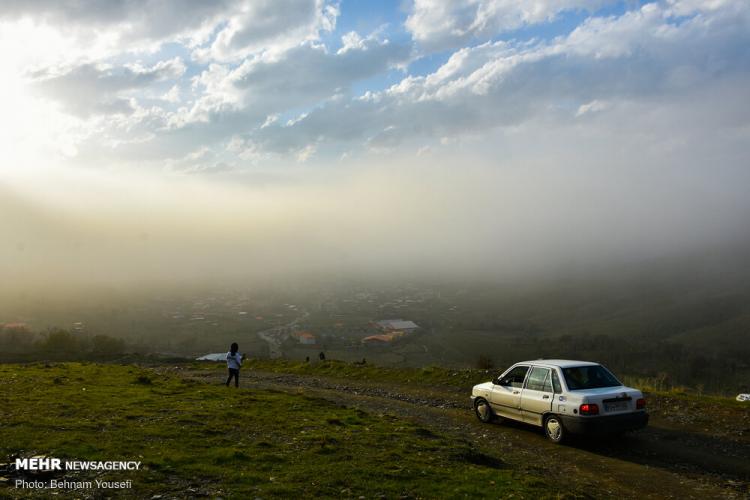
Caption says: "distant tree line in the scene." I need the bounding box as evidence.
[458,318,541,334]
[0,325,128,362]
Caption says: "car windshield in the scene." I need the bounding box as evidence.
[562,365,621,390]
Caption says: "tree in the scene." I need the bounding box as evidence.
[90,335,125,357]
[37,329,79,356]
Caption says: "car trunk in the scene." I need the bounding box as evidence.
[581,388,640,414]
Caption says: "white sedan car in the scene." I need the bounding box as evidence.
[471,359,648,443]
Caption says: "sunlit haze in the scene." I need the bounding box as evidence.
[2,0,749,290]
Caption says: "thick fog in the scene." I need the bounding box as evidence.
[3,119,749,292]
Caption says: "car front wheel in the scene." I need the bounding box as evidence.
[474,398,494,423]
[544,415,566,443]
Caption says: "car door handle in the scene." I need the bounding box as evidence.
[542,395,550,399]
[513,391,520,395]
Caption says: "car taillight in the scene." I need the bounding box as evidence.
[579,403,599,415]
[636,398,646,410]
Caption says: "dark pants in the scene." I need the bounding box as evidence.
[226,368,239,387]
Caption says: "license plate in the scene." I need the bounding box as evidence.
[605,401,628,412]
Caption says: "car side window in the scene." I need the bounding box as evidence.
[501,366,529,388]
[551,370,562,393]
[543,371,553,393]
[525,367,550,392]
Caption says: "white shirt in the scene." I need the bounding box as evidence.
[226,352,242,370]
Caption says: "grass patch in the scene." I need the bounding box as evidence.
[191,358,493,390]
[189,358,742,404]
[1,363,557,498]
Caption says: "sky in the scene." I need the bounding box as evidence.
[1,0,749,288]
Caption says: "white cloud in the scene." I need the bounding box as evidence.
[31,57,186,117]
[192,0,339,63]
[296,143,318,162]
[576,99,609,116]
[0,1,339,67]
[338,31,368,54]
[406,0,610,50]
[162,85,181,103]
[251,1,750,155]
[172,34,410,132]
[3,0,749,177]
[0,1,233,54]
[162,146,237,174]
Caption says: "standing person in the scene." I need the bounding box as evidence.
[226,342,242,387]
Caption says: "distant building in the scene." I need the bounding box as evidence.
[375,319,419,333]
[362,334,394,344]
[362,331,405,344]
[299,332,316,345]
[0,322,27,330]
[292,331,317,345]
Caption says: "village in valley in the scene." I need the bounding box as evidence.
[1,284,455,366]
[4,272,750,391]
[222,285,439,364]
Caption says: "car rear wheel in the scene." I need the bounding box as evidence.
[474,398,494,423]
[544,415,566,443]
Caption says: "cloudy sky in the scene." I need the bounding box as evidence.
[1,0,749,287]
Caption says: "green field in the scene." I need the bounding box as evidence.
[1,363,555,498]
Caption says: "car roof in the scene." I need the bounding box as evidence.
[517,359,600,368]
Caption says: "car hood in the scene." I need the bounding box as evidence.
[472,381,494,392]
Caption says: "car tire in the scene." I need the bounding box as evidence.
[474,398,494,423]
[544,414,566,443]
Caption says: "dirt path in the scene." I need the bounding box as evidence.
[165,367,750,499]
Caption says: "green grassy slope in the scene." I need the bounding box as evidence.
[1,363,554,498]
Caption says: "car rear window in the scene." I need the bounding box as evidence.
[562,365,621,390]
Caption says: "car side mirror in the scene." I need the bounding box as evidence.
[495,377,509,386]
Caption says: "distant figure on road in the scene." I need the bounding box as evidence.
[226,342,242,388]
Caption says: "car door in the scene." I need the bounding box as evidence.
[520,366,554,426]
[490,365,530,419]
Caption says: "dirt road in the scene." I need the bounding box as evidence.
[169,366,750,499]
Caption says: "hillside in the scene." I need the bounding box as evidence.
[2,360,749,499]
[0,362,555,499]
